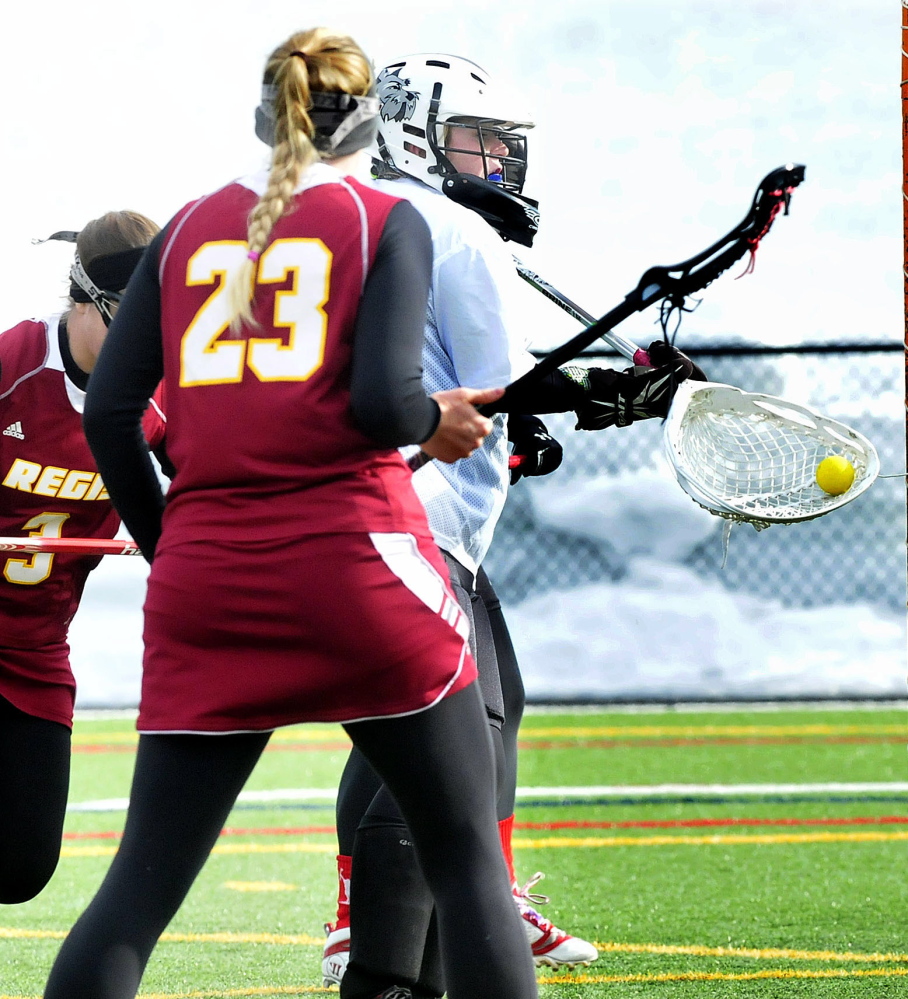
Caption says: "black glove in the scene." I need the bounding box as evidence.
[561,341,705,431]
[507,413,563,484]
[646,339,708,381]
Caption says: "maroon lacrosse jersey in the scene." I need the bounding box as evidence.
[140,166,473,732]
[0,315,166,726]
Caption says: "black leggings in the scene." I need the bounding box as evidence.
[334,562,529,996]
[43,682,537,999]
[478,567,525,820]
[0,694,71,904]
[335,563,526,854]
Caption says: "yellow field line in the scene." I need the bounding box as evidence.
[223,881,298,892]
[5,926,907,966]
[61,842,335,858]
[539,967,908,984]
[71,727,345,746]
[4,967,908,999]
[210,843,336,856]
[70,722,907,745]
[57,828,908,859]
[593,940,908,963]
[158,932,324,946]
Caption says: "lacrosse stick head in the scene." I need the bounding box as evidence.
[663,381,879,529]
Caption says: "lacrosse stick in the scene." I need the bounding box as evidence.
[409,163,805,471]
[492,163,805,406]
[479,167,879,527]
[516,256,879,527]
[0,537,143,556]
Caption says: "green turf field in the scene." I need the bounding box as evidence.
[2,703,907,997]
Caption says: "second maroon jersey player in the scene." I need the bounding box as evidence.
[0,211,162,908]
[0,311,165,726]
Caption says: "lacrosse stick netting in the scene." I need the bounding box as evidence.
[663,381,880,529]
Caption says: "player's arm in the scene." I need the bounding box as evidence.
[350,201,499,461]
[82,229,169,561]
[350,200,440,446]
[429,236,583,416]
[433,241,517,391]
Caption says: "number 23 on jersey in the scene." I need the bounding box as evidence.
[180,239,331,387]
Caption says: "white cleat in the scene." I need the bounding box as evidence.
[322,921,350,986]
[514,872,600,969]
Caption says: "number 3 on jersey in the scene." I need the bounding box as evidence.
[180,239,331,386]
[4,513,70,585]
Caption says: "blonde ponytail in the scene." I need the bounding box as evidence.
[226,28,373,333]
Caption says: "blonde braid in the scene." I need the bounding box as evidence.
[226,28,372,334]
[227,54,315,331]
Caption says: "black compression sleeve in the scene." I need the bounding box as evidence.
[82,229,169,561]
[350,200,440,446]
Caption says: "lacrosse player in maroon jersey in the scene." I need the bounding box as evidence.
[0,211,164,906]
[43,28,539,999]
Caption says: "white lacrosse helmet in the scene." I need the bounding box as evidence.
[373,53,534,195]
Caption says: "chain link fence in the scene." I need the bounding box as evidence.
[484,345,906,700]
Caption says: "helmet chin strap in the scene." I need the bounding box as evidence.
[424,82,452,179]
[440,174,539,248]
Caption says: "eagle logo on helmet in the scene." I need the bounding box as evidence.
[376,67,420,123]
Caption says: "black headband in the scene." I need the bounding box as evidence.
[68,246,146,301]
[254,86,380,156]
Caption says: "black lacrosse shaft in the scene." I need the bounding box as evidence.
[482,163,805,417]
[481,285,655,415]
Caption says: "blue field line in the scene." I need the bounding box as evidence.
[222,794,908,812]
[516,794,908,808]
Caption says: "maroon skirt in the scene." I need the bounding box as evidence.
[0,641,75,728]
[138,530,475,732]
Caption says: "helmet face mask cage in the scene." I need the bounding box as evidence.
[373,56,534,194]
[435,119,528,194]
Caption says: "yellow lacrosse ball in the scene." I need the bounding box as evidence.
[816,455,855,495]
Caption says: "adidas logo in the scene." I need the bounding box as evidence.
[2,422,24,440]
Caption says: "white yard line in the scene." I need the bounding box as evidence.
[524,700,908,715]
[67,788,338,812]
[67,781,908,812]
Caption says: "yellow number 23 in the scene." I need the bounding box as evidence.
[179,239,332,387]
